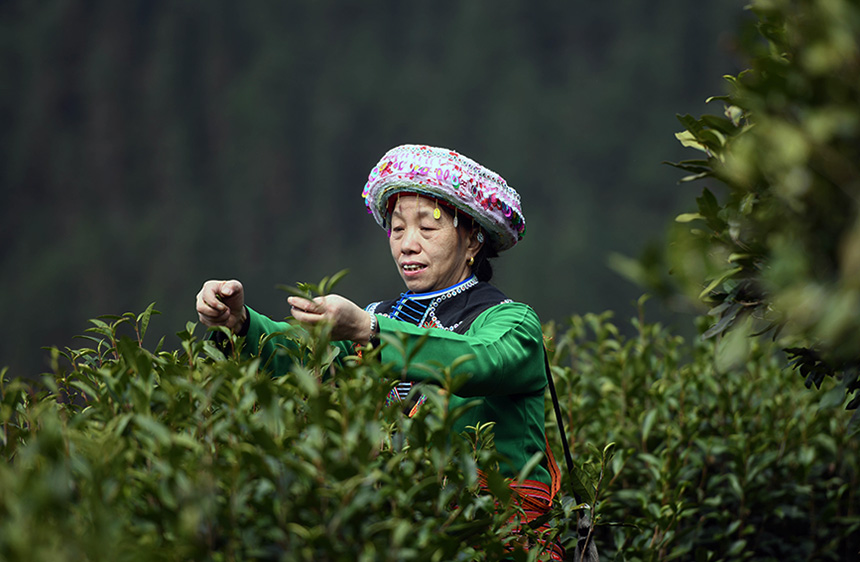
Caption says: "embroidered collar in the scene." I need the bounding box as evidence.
[367,276,478,329]
[389,276,478,327]
[366,276,509,333]
[403,276,478,301]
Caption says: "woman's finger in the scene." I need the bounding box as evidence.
[291,306,325,326]
[197,288,222,317]
[201,295,225,316]
[218,280,241,298]
[288,296,320,314]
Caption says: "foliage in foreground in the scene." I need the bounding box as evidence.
[0,307,551,562]
[545,308,859,561]
[631,0,860,412]
[1,302,859,561]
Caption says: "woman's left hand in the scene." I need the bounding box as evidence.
[288,294,373,344]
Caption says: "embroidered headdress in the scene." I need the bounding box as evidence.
[362,144,526,251]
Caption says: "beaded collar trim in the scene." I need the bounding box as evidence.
[366,276,479,331]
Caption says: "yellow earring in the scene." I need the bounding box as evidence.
[468,257,475,267]
[433,198,441,220]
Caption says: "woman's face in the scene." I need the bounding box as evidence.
[389,194,480,293]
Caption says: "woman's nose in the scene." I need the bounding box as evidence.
[400,227,421,253]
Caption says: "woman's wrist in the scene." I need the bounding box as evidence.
[235,306,249,336]
[367,312,380,346]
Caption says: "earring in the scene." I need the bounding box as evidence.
[468,257,475,266]
[433,198,441,220]
[453,208,459,228]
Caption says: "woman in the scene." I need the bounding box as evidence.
[196,144,564,559]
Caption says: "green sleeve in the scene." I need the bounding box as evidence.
[242,307,352,375]
[376,302,546,397]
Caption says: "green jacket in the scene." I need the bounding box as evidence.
[242,293,551,485]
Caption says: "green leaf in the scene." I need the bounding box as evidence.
[321,269,350,294]
[136,302,159,342]
[698,267,743,300]
[570,465,596,507]
[676,213,704,223]
[702,301,741,339]
[641,410,657,448]
[695,188,726,232]
[663,159,714,174]
[679,172,712,183]
[675,130,708,151]
[700,129,727,148]
[676,113,704,135]
[133,414,172,446]
[700,114,739,135]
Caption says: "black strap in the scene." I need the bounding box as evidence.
[543,347,582,506]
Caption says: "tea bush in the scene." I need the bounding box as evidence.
[1,301,858,561]
[545,307,859,561]
[0,306,551,562]
[658,0,860,411]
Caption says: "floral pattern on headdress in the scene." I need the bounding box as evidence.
[362,144,526,251]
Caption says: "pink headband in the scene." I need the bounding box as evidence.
[362,144,526,251]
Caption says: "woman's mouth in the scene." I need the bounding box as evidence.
[402,263,426,273]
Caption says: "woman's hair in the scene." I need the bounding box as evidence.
[472,239,498,282]
[454,212,497,282]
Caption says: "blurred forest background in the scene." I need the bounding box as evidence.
[1,0,749,376]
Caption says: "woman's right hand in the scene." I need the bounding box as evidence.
[196,279,247,332]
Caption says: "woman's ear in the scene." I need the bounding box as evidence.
[466,226,484,258]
